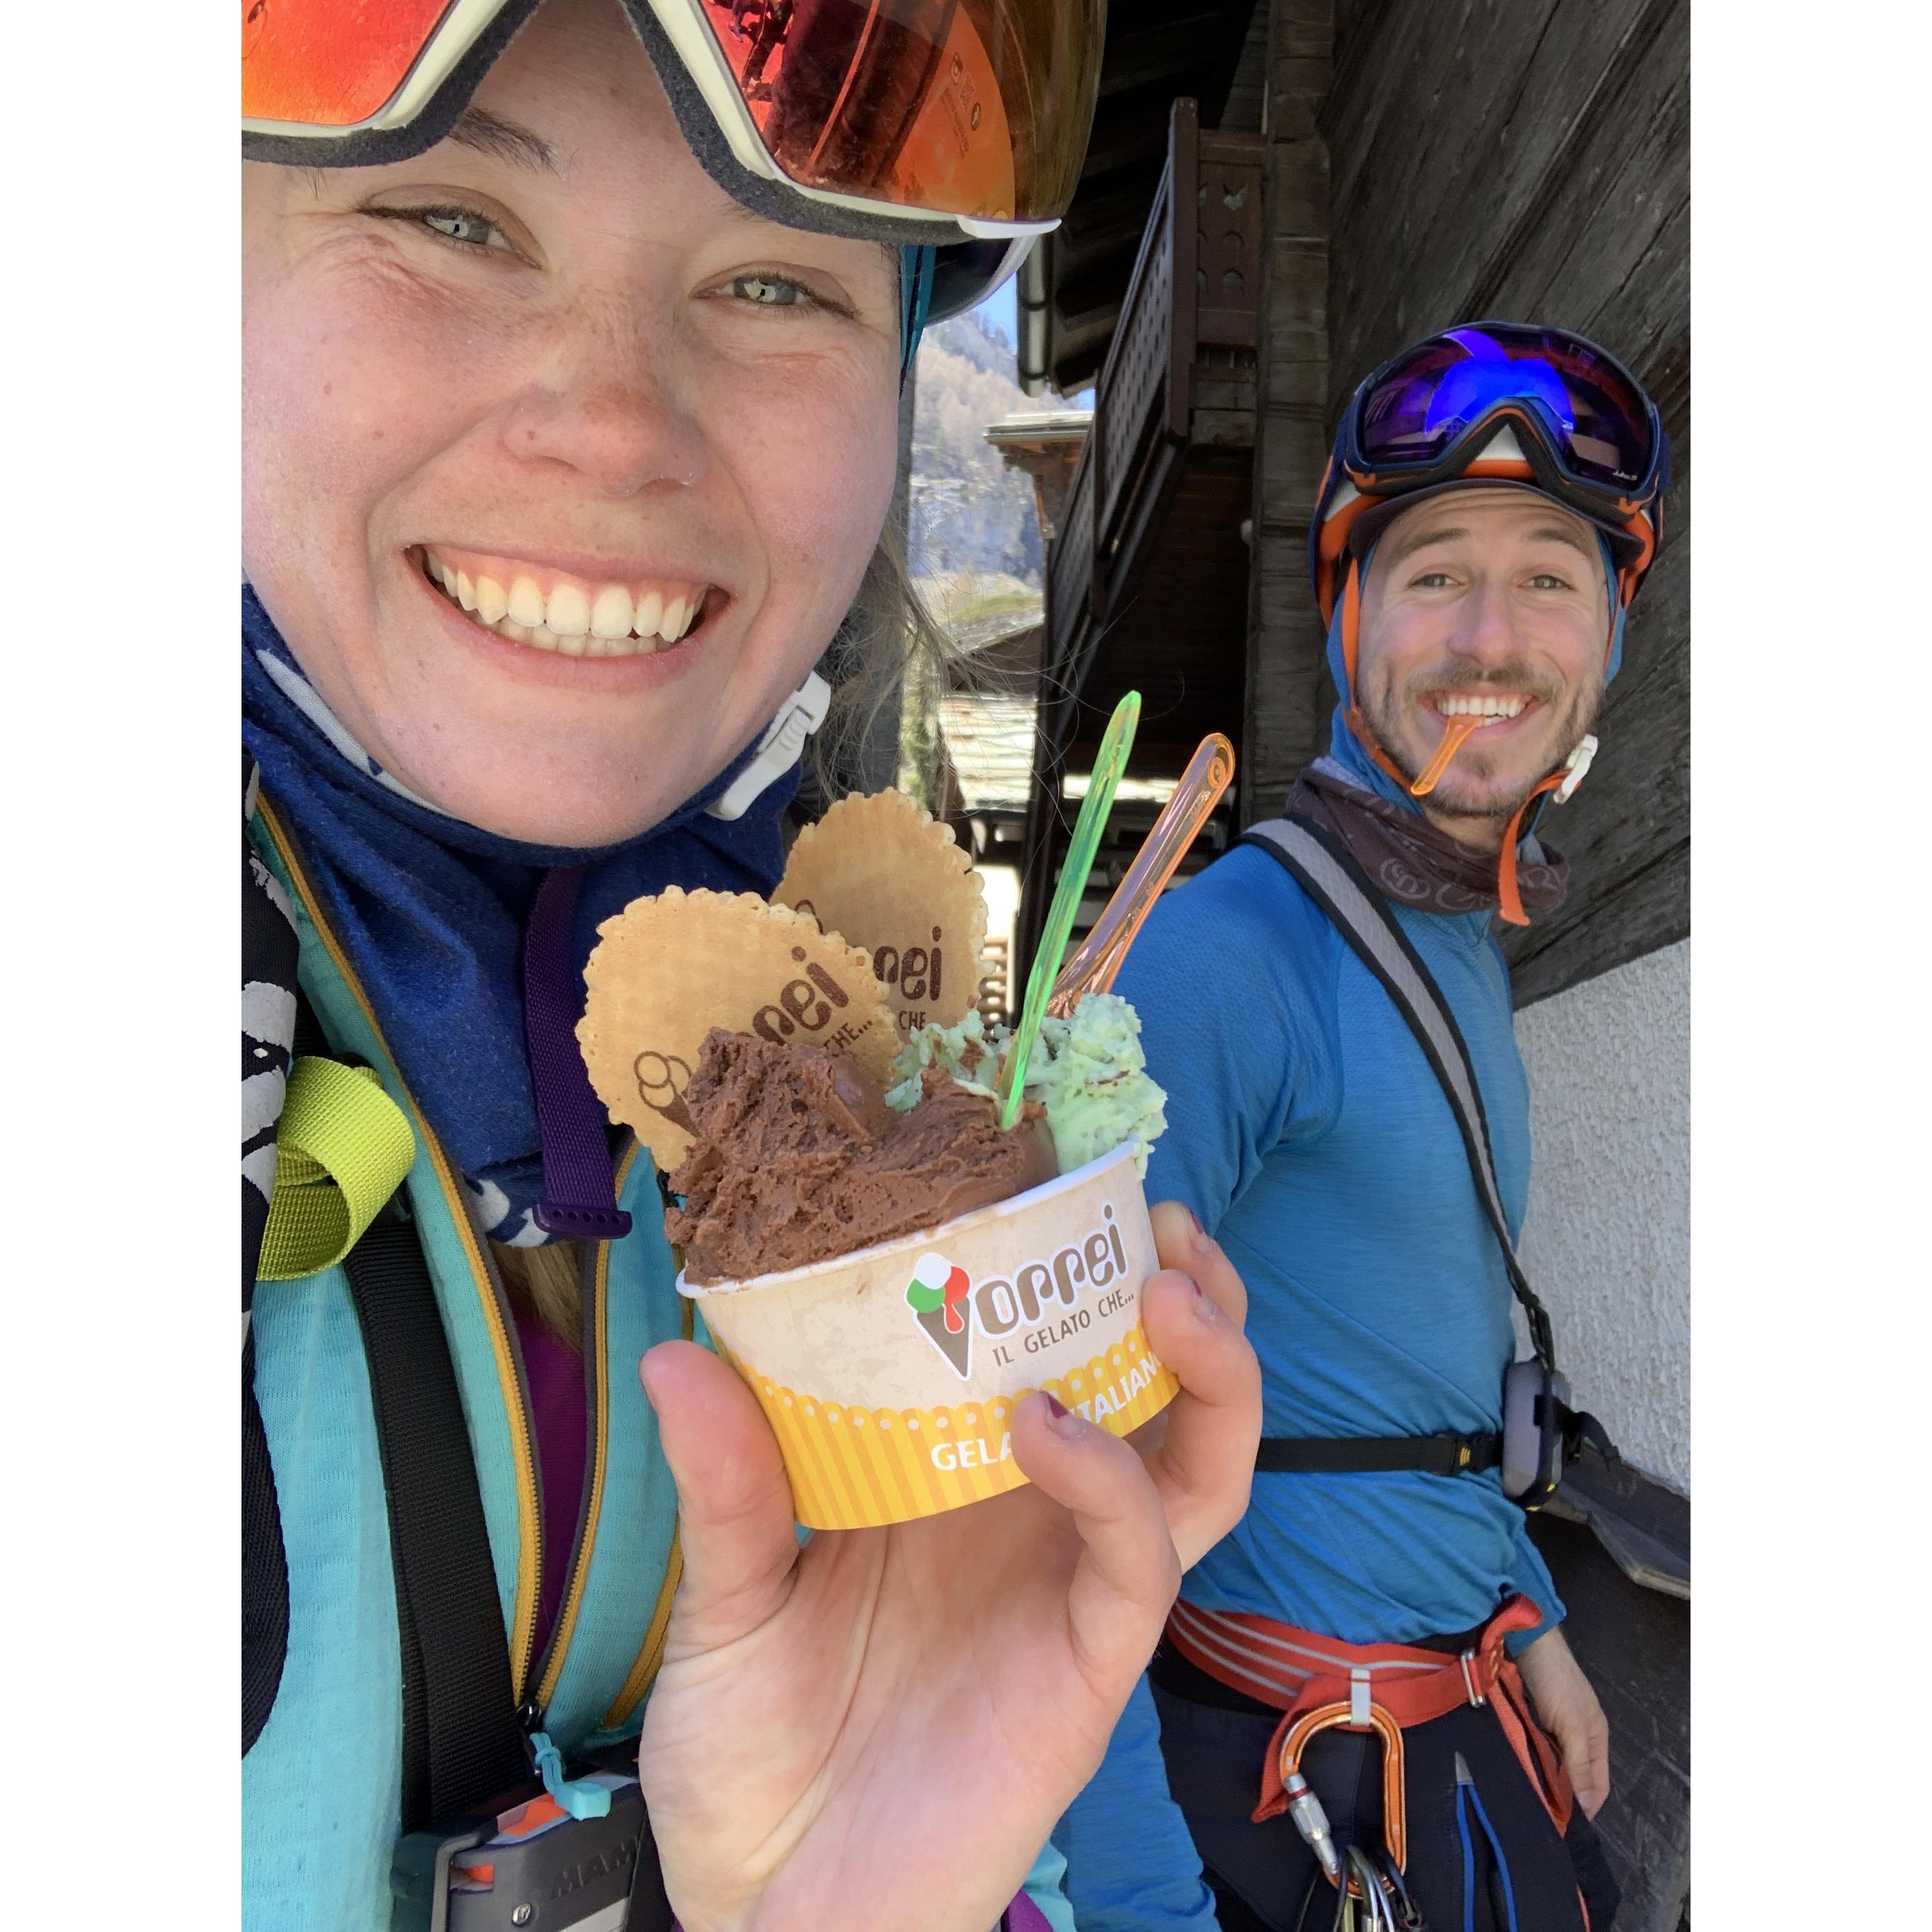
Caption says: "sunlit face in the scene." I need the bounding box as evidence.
[242,0,902,846]
[1354,489,1612,836]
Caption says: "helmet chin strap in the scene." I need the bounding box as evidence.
[705,671,832,821]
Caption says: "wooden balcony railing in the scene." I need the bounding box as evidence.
[1017,98,1264,984]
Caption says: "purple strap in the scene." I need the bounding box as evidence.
[522,865,631,1239]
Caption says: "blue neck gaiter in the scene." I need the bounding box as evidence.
[242,587,796,1243]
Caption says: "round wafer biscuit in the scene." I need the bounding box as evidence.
[775,790,987,1038]
[578,887,898,1171]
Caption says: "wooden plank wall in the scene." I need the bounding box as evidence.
[1322,0,1690,1004]
[1239,0,1336,825]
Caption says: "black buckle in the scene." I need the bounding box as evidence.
[391,1773,664,1932]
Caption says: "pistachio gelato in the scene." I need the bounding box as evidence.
[887,992,1167,1177]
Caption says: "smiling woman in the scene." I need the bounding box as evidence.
[239,7,1261,1932]
[243,16,905,847]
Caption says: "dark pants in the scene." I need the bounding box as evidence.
[1149,1649,1620,1932]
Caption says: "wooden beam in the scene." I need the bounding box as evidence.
[1240,0,1334,825]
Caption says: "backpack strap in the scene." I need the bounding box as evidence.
[340,1211,535,1829]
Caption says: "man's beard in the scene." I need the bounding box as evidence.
[1357,664,1603,824]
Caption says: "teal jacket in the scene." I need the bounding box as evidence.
[243,802,1077,1931]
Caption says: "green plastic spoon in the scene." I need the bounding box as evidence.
[995,689,1142,1129]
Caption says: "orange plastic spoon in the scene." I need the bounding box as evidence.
[1047,733,1236,1019]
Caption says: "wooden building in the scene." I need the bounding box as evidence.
[1009,4,1690,1926]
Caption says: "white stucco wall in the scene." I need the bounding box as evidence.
[1513,938,1690,1492]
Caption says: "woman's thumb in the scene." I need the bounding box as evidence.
[640,1340,800,1645]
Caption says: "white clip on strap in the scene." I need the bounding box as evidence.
[1553,733,1599,805]
[1350,1667,1373,1729]
[1460,1650,1485,1707]
[706,671,832,821]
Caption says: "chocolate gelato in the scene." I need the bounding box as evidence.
[666,1027,1057,1284]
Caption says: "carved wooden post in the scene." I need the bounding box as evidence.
[1241,0,1333,825]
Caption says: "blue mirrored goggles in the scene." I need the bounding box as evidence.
[1339,322,1667,509]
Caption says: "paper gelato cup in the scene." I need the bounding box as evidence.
[679,1141,1181,1529]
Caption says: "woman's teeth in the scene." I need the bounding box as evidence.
[1436,694,1529,726]
[422,548,706,658]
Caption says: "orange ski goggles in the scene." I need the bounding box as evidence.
[242,0,1104,240]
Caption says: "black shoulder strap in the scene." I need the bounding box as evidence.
[244,757,298,1756]
[247,889,529,1817]
[1239,813,1557,1373]
[342,1213,534,1829]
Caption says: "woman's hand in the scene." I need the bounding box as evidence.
[635,1201,1260,1932]
[1517,1625,1611,1818]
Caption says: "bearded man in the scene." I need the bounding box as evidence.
[1055,323,1670,1932]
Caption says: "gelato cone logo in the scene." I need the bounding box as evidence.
[905,1251,974,1379]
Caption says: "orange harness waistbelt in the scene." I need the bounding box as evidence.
[1163,1594,1574,1851]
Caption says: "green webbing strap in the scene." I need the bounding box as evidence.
[258,1057,417,1282]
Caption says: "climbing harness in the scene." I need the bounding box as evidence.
[1164,1595,1574,1931]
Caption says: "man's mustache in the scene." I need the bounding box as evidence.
[1400,664,1563,704]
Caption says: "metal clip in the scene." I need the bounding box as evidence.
[1350,1668,1373,1729]
[1459,1650,1485,1708]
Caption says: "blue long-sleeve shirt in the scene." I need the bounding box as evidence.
[1116,840,1562,1642]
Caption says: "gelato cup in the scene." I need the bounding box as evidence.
[679,1140,1181,1529]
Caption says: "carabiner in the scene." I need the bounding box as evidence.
[1278,1697,1410,1884]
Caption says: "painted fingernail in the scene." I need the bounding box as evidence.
[1045,1393,1069,1419]
[1182,1205,1204,1236]
[1189,1279,1220,1323]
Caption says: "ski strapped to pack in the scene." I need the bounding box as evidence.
[1238,813,1613,1507]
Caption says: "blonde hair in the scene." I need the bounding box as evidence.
[502,528,959,1348]
[809,520,957,798]
[494,1238,587,1345]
